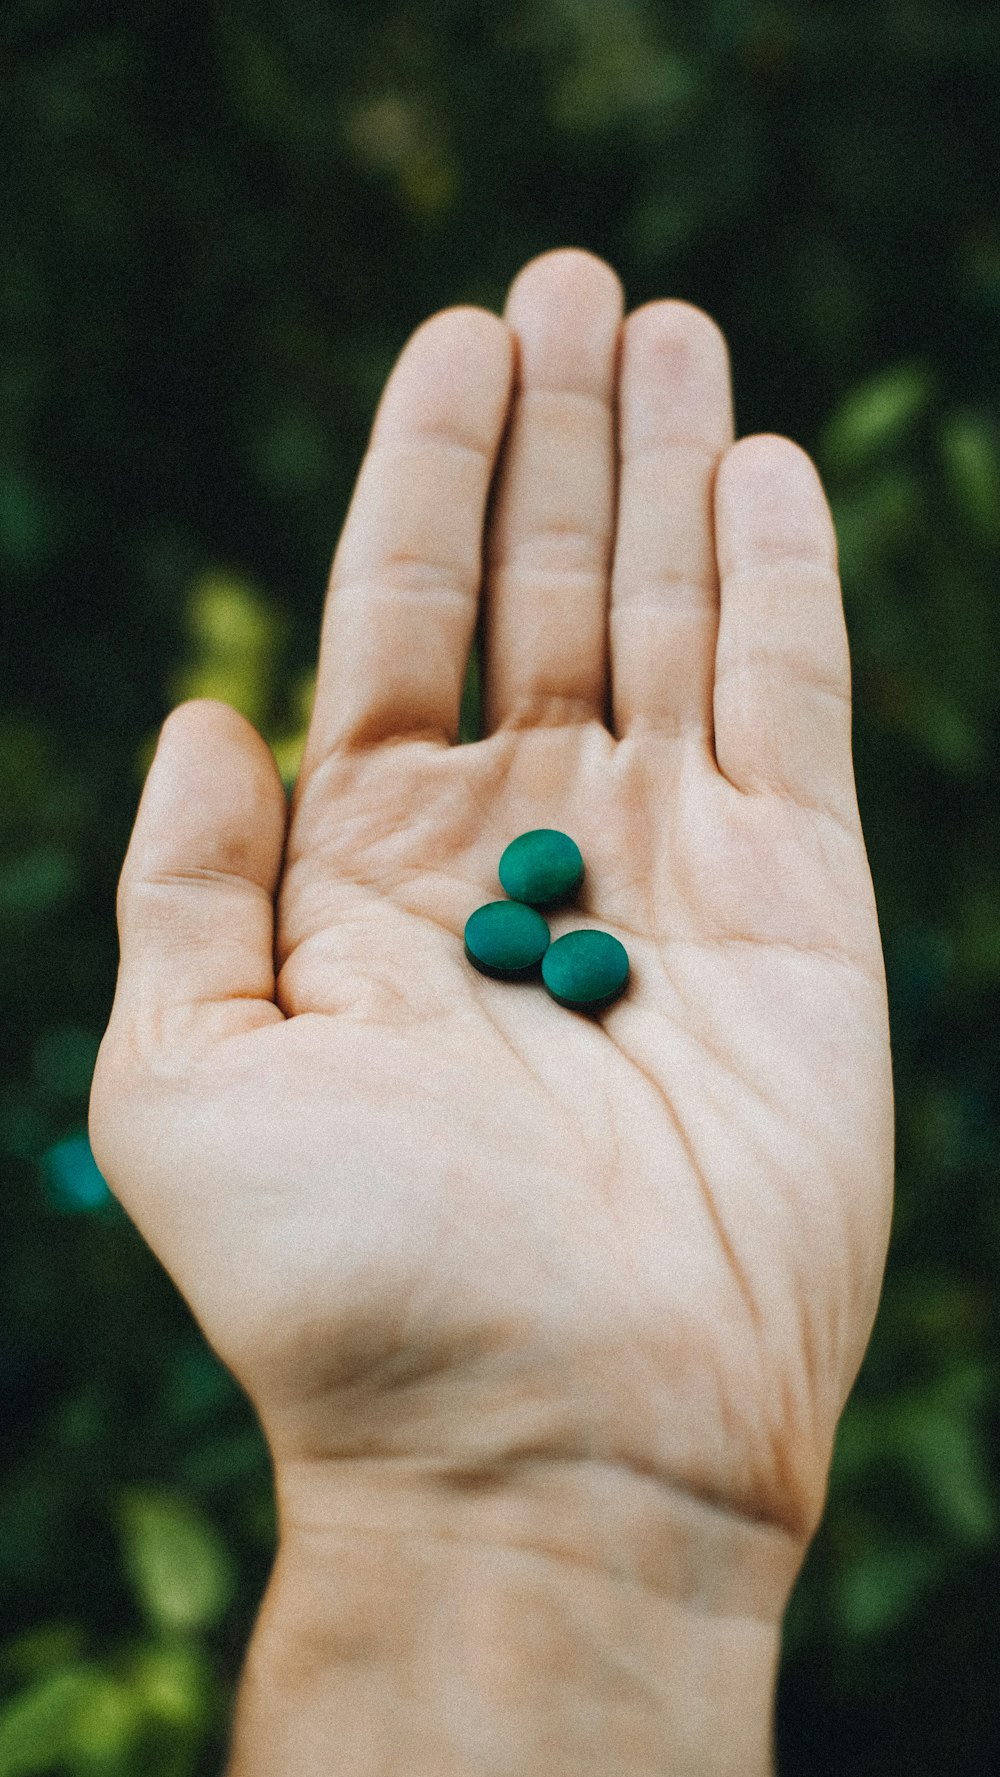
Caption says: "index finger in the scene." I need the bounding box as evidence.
[301,307,513,772]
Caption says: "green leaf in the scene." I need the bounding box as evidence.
[118,1491,236,1635]
[545,0,700,134]
[0,1668,86,1775]
[254,408,331,497]
[127,1644,213,1733]
[821,363,934,472]
[835,1541,944,1641]
[0,1667,137,1777]
[179,1428,268,1493]
[66,1674,140,1776]
[897,1386,998,1546]
[830,468,921,583]
[939,408,1000,541]
[0,469,58,573]
[32,1026,101,1099]
[170,572,282,730]
[907,686,981,774]
[836,1366,998,1547]
[0,1625,86,1687]
[0,848,77,920]
[955,889,1000,988]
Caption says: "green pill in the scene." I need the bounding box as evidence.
[541,929,629,1013]
[498,829,584,909]
[464,900,551,980]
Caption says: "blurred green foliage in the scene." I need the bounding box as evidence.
[1,2,998,1771]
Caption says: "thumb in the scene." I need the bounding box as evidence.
[108,698,287,1048]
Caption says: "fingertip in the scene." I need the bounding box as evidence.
[503,249,624,393]
[506,246,625,310]
[623,298,730,378]
[127,699,287,897]
[619,299,734,456]
[411,301,514,363]
[111,698,288,1037]
[712,436,854,815]
[372,305,515,450]
[715,435,838,577]
[158,696,282,768]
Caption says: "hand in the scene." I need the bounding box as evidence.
[90,249,893,1775]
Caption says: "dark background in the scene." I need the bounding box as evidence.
[2,2,999,1771]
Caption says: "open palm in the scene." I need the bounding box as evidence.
[90,251,893,1590]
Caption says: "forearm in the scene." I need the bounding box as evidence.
[227,1457,799,1777]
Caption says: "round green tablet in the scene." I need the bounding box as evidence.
[498,829,584,909]
[541,929,629,1012]
[464,900,551,980]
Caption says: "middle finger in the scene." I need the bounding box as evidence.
[481,248,623,734]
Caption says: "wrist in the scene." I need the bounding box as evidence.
[228,1455,800,1776]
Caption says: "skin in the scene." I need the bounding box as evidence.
[89,249,894,1774]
